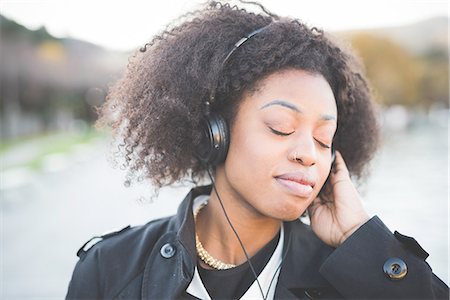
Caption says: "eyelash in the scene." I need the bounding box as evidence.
[269,127,331,149]
[269,127,293,136]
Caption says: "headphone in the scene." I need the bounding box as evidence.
[197,25,272,166]
[197,113,230,166]
[197,25,277,299]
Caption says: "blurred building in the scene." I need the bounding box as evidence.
[0,15,128,139]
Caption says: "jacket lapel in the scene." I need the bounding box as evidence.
[141,185,211,299]
[275,220,337,298]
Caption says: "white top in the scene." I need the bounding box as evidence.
[186,195,284,299]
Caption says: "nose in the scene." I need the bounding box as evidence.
[290,134,317,167]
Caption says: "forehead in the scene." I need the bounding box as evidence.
[243,69,337,116]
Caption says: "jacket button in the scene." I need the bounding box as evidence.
[160,243,176,258]
[383,257,407,280]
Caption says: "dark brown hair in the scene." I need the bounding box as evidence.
[96,0,380,198]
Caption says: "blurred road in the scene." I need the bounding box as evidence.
[1,121,448,298]
[2,140,191,299]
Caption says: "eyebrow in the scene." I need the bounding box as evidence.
[260,99,336,122]
[261,100,300,112]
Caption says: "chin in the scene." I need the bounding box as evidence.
[272,211,305,222]
[281,214,304,222]
[270,200,309,222]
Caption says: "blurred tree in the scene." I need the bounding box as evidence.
[417,47,449,109]
[349,33,422,107]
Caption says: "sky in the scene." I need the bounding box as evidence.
[1,0,448,52]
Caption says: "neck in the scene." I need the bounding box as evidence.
[196,175,282,266]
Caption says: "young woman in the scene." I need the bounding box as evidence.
[67,1,449,299]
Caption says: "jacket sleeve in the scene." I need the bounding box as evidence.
[319,216,449,299]
[66,248,102,299]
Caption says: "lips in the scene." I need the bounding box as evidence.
[274,172,316,198]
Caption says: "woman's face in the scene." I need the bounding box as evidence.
[220,69,337,221]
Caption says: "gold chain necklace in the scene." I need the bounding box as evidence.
[194,201,236,270]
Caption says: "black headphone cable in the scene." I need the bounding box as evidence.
[205,168,266,299]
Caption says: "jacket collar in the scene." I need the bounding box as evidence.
[277,221,334,289]
[176,185,213,262]
[141,186,211,299]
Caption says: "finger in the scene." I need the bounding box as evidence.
[331,178,349,188]
[307,196,321,216]
[329,151,351,188]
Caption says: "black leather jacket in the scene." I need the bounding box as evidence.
[66,185,449,299]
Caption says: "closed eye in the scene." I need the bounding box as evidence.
[315,139,331,149]
[269,127,294,136]
[269,127,332,149]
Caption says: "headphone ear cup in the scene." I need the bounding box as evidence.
[318,147,336,197]
[197,114,230,166]
[331,147,336,165]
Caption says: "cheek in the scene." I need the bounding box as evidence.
[226,123,274,178]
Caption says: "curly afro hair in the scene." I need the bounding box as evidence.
[96,0,380,197]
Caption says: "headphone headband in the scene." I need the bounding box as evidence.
[205,23,274,116]
[199,23,274,166]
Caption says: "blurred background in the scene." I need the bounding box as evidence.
[0,0,448,298]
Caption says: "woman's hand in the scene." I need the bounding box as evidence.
[308,150,370,248]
